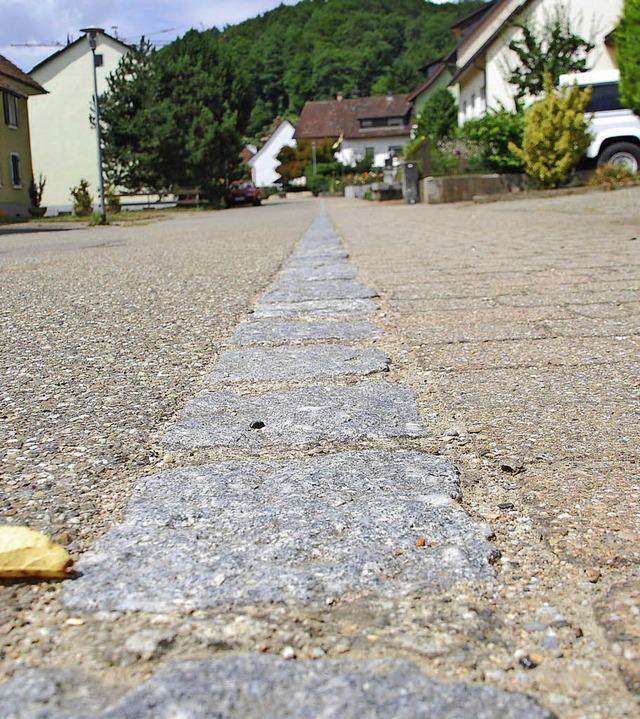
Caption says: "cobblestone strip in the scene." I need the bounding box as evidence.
[3,206,554,718]
[0,657,553,719]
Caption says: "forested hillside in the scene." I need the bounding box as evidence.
[218,0,487,137]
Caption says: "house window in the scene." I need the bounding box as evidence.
[94,53,104,67]
[365,147,374,159]
[10,153,22,188]
[387,117,403,126]
[471,93,476,113]
[361,119,373,128]
[388,145,402,157]
[3,92,19,128]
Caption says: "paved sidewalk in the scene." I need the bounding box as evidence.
[326,186,640,715]
[1,189,638,718]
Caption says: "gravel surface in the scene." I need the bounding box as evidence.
[1,189,639,718]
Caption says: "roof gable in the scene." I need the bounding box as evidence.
[0,54,46,95]
[29,31,131,75]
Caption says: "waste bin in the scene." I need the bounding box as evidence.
[402,162,419,204]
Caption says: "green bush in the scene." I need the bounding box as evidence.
[587,163,639,186]
[414,88,458,142]
[105,185,122,214]
[460,108,525,172]
[509,75,592,188]
[70,179,94,216]
[617,0,640,115]
[306,175,329,196]
[431,137,485,176]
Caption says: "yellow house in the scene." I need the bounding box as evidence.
[0,55,46,217]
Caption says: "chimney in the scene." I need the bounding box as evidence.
[337,93,343,102]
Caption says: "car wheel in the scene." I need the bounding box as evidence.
[598,142,640,173]
[253,199,261,206]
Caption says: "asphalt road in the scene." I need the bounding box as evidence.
[1,189,639,719]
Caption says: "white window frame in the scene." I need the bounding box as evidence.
[10,152,22,189]
[3,92,19,128]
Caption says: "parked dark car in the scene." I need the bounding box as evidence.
[227,180,261,207]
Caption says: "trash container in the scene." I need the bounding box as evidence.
[402,162,419,204]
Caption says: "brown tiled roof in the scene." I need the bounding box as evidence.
[295,94,412,140]
[0,75,27,97]
[0,54,46,95]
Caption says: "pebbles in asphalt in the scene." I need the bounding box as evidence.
[208,345,389,382]
[0,657,555,719]
[163,382,428,449]
[231,319,380,345]
[62,450,496,612]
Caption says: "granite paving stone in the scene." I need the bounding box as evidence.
[231,319,380,345]
[63,450,494,611]
[284,254,354,270]
[0,657,555,719]
[277,262,358,281]
[208,345,389,382]
[261,279,377,303]
[163,382,427,449]
[252,297,379,318]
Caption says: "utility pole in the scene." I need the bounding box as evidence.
[80,26,107,224]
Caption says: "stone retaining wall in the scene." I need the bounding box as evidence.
[423,173,527,203]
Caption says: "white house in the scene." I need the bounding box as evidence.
[247,119,296,187]
[295,95,413,168]
[452,0,623,125]
[28,30,130,213]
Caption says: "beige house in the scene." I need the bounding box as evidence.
[452,0,622,125]
[0,55,46,217]
[28,31,130,213]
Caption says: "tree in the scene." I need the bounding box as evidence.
[100,39,158,193]
[100,31,252,198]
[617,0,640,115]
[276,139,337,187]
[509,74,592,188]
[414,88,458,142]
[505,5,595,99]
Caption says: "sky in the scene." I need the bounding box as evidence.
[1,0,305,71]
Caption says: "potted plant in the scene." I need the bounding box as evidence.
[70,179,94,216]
[28,173,47,217]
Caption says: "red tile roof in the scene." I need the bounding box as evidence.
[0,54,46,95]
[295,94,412,140]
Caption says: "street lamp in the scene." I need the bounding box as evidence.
[80,26,107,223]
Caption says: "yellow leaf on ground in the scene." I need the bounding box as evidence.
[0,526,73,579]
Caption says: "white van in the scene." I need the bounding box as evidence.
[559,69,640,172]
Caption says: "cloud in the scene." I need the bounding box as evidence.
[1,0,301,71]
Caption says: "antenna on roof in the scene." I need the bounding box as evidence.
[111,26,119,39]
[10,41,64,48]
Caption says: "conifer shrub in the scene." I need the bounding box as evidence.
[70,179,94,216]
[509,75,592,188]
